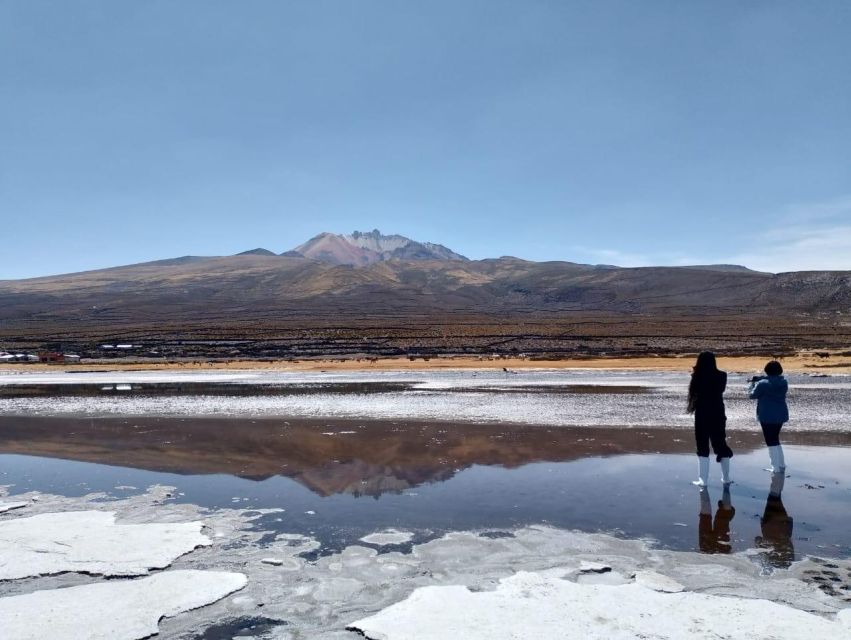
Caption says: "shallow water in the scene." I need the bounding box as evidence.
[2,369,849,570]
[1,416,849,568]
[1,369,850,430]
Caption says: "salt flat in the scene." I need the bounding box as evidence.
[1,369,849,637]
[2,369,850,430]
[1,485,848,638]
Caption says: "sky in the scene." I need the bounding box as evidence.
[2,0,850,278]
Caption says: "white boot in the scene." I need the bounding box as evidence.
[766,446,786,472]
[692,456,709,487]
[765,446,776,472]
[720,458,732,485]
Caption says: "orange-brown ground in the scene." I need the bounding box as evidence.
[3,352,851,374]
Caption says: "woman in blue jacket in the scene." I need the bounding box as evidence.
[748,360,789,473]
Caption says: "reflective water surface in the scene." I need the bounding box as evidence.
[1,414,849,568]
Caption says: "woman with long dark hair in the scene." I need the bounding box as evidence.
[687,351,733,486]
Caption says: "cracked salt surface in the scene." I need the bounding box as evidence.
[0,510,210,580]
[349,571,851,639]
[0,570,247,640]
[0,486,849,639]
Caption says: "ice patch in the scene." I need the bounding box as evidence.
[0,511,209,579]
[0,570,246,640]
[360,529,414,546]
[348,571,849,640]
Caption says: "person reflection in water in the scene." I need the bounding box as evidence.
[698,486,735,554]
[755,472,795,568]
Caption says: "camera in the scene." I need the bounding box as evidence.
[750,375,766,383]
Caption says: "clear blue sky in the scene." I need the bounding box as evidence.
[2,1,850,278]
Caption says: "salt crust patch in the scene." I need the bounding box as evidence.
[349,571,849,640]
[3,488,848,639]
[360,529,414,545]
[4,368,850,431]
[0,502,27,514]
[0,510,209,580]
[0,569,246,640]
[633,570,685,592]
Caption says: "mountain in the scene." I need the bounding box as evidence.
[237,248,277,256]
[290,229,468,265]
[1,231,850,357]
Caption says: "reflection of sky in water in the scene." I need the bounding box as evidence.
[1,445,849,566]
[1,370,850,430]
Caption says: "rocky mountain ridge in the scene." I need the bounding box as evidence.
[291,229,468,265]
[234,229,469,266]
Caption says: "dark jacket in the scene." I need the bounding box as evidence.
[690,370,727,422]
[748,375,789,424]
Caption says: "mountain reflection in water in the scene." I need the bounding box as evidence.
[0,415,808,497]
[1,416,849,567]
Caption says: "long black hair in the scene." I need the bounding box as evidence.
[687,351,719,413]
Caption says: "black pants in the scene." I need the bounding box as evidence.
[695,418,734,461]
[760,422,783,447]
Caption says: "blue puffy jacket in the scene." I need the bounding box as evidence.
[748,375,789,424]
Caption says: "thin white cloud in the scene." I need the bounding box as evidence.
[576,195,851,273]
[571,246,703,269]
[726,223,851,272]
[724,196,851,272]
